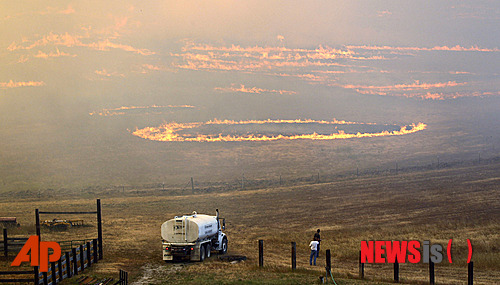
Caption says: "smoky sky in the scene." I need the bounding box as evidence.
[0,1,499,189]
[1,0,499,121]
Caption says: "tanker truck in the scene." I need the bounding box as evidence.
[161,209,228,261]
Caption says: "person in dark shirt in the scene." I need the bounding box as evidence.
[314,229,321,257]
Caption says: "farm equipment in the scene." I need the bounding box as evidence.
[0,217,20,228]
[41,219,84,230]
[161,209,228,261]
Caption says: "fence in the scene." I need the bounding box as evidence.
[38,239,99,285]
[59,239,96,253]
[0,199,104,284]
[35,199,103,260]
[113,269,128,285]
[257,240,476,285]
[0,270,35,283]
[105,155,499,197]
[0,239,98,285]
[1,228,28,257]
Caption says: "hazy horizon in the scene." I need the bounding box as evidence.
[1,1,499,191]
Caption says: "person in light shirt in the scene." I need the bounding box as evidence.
[309,239,319,265]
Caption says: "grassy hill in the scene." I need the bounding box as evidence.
[1,160,499,284]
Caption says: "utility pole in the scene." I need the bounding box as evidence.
[191,177,194,191]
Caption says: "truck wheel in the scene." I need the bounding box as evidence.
[199,245,206,261]
[206,244,211,258]
[219,238,228,254]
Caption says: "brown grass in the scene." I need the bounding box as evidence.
[0,162,499,284]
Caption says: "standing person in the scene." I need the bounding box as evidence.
[314,229,321,257]
[309,239,319,265]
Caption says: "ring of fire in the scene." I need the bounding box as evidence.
[132,119,427,142]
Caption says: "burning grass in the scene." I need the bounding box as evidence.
[132,119,426,142]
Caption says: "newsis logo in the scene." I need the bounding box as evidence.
[361,239,472,264]
[11,236,61,272]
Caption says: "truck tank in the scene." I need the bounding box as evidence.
[161,213,218,243]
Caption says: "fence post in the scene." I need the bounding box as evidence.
[359,251,364,279]
[3,228,7,257]
[258,240,264,268]
[429,261,435,285]
[468,261,473,285]
[87,241,92,267]
[42,271,48,285]
[394,262,399,283]
[35,209,41,240]
[65,252,71,278]
[58,257,63,281]
[80,244,84,270]
[93,239,98,263]
[326,249,331,274]
[291,242,296,270]
[51,261,57,284]
[34,266,39,285]
[97,199,103,260]
[72,248,78,275]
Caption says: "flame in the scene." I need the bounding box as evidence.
[94,69,125,78]
[8,32,154,55]
[33,48,77,59]
[39,5,75,15]
[0,80,45,89]
[171,42,361,74]
[89,105,195,116]
[132,119,426,142]
[57,5,75,15]
[341,80,466,91]
[339,80,469,97]
[345,45,500,53]
[404,91,500,100]
[377,10,393,17]
[203,118,371,126]
[214,84,296,95]
[141,64,162,71]
[168,41,499,101]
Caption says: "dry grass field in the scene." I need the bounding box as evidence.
[1,159,499,284]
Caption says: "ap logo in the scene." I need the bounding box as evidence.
[11,236,61,272]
